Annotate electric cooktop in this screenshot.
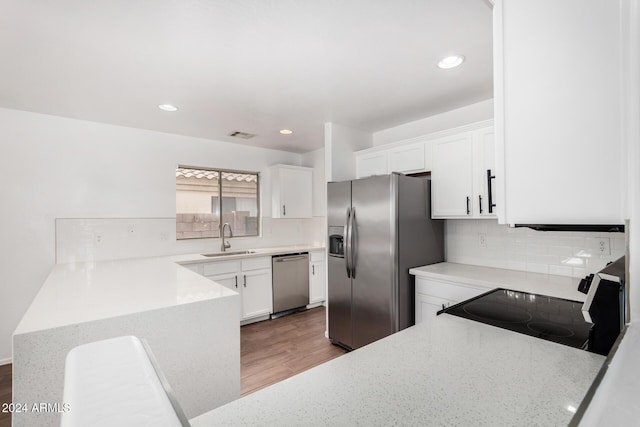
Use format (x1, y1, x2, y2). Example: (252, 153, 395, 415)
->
(442, 288, 593, 349)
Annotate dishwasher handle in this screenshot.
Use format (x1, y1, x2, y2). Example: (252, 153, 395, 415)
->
(273, 254, 308, 262)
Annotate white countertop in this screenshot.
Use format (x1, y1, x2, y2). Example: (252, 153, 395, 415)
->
(191, 314, 605, 427)
(14, 245, 324, 336)
(410, 262, 587, 302)
(170, 245, 324, 264)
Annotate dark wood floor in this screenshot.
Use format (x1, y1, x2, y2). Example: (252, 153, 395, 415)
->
(241, 306, 347, 395)
(0, 364, 11, 427)
(0, 306, 345, 427)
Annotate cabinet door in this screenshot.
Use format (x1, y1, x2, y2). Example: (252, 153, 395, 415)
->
(207, 272, 239, 292)
(494, 0, 623, 224)
(473, 127, 496, 217)
(356, 152, 388, 178)
(388, 143, 425, 174)
(415, 294, 453, 325)
(280, 168, 313, 218)
(431, 133, 474, 217)
(241, 268, 273, 319)
(309, 260, 326, 304)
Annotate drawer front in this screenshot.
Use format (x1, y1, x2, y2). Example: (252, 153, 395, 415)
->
(241, 256, 271, 271)
(309, 251, 325, 262)
(203, 260, 240, 276)
(415, 277, 488, 303)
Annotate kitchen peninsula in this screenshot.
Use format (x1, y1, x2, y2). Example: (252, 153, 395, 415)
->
(191, 313, 604, 426)
(12, 257, 240, 427)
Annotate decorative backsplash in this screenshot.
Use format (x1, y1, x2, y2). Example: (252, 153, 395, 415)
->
(56, 217, 325, 263)
(445, 220, 626, 278)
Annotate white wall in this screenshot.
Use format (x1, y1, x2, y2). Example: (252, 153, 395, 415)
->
(301, 147, 326, 218)
(372, 99, 494, 146)
(0, 107, 307, 364)
(324, 122, 372, 182)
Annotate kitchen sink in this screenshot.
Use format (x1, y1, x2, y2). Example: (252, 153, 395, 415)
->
(201, 250, 257, 257)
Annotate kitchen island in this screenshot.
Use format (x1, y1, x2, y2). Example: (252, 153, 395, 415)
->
(191, 313, 604, 426)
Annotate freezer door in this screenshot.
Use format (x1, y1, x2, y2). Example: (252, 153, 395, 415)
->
(327, 181, 353, 348)
(328, 254, 352, 348)
(351, 175, 396, 349)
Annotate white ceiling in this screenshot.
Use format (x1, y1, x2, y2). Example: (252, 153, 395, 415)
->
(0, 0, 493, 153)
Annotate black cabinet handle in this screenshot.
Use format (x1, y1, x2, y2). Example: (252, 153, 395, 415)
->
(312, 264, 315, 275)
(243, 274, 247, 287)
(234, 275, 238, 288)
(479, 195, 483, 214)
(282, 205, 286, 216)
(466, 196, 470, 215)
(487, 169, 496, 213)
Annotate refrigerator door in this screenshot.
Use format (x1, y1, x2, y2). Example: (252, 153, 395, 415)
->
(351, 175, 397, 349)
(327, 181, 353, 348)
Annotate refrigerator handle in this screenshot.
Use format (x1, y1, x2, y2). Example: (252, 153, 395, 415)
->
(350, 207, 357, 279)
(345, 207, 351, 278)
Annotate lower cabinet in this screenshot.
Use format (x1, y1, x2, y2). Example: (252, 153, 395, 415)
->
(414, 277, 487, 324)
(308, 250, 326, 305)
(203, 257, 273, 323)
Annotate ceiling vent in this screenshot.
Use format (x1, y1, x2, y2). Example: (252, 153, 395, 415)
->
(228, 131, 256, 139)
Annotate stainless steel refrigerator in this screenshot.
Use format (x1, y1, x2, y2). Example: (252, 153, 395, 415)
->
(327, 173, 444, 350)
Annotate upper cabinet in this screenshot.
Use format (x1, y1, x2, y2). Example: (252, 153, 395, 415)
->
(493, 0, 624, 225)
(355, 141, 429, 178)
(431, 125, 497, 219)
(270, 165, 313, 218)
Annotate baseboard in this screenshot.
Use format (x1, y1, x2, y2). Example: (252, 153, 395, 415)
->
(0, 356, 12, 366)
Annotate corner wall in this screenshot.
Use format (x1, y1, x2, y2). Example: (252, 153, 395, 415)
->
(0, 108, 305, 364)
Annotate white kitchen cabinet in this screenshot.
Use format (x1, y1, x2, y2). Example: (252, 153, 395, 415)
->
(270, 164, 313, 219)
(473, 127, 497, 218)
(416, 294, 453, 324)
(493, 0, 624, 224)
(356, 152, 388, 178)
(355, 141, 431, 178)
(388, 143, 425, 174)
(308, 250, 326, 305)
(241, 268, 273, 319)
(414, 277, 487, 325)
(431, 126, 496, 219)
(431, 133, 474, 217)
(202, 256, 273, 323)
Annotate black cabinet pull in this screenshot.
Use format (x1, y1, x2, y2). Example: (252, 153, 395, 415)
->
(466, 196, 470, 215)
(282, 205, 286, 216)
(479, 195, 483, 214)
(312, 264, 315, 275)
(234, 275, 238, 288)
(243, 274, 247, 287)
(487, 169, 496, 213)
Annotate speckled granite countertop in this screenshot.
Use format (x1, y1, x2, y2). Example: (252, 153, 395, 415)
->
(191, 314, 605, 427)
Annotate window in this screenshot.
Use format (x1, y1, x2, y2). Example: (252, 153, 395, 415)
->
(176, 166, 259, 240)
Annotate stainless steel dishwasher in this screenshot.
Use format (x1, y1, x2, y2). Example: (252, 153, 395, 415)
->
(271, 252, 309, 317)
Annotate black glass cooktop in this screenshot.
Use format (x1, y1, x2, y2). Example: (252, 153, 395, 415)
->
(443, 288, 593, 349)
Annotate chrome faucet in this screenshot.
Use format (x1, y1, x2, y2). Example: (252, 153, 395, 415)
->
(221, 222, 233, 252)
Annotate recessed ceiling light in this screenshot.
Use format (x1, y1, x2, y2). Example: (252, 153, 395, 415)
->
(158, 104, 178, 112)
(437, 55, 465, 69)
(279, 129, 293, 135)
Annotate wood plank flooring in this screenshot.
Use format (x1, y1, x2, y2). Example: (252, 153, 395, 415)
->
(0, 306, 345, 427)
(241, 306, 347, 395)
(0, 364, 11, 427)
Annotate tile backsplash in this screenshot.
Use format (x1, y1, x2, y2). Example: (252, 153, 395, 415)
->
(445, 220, 625, 278)
(56, 217, 325, 263)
